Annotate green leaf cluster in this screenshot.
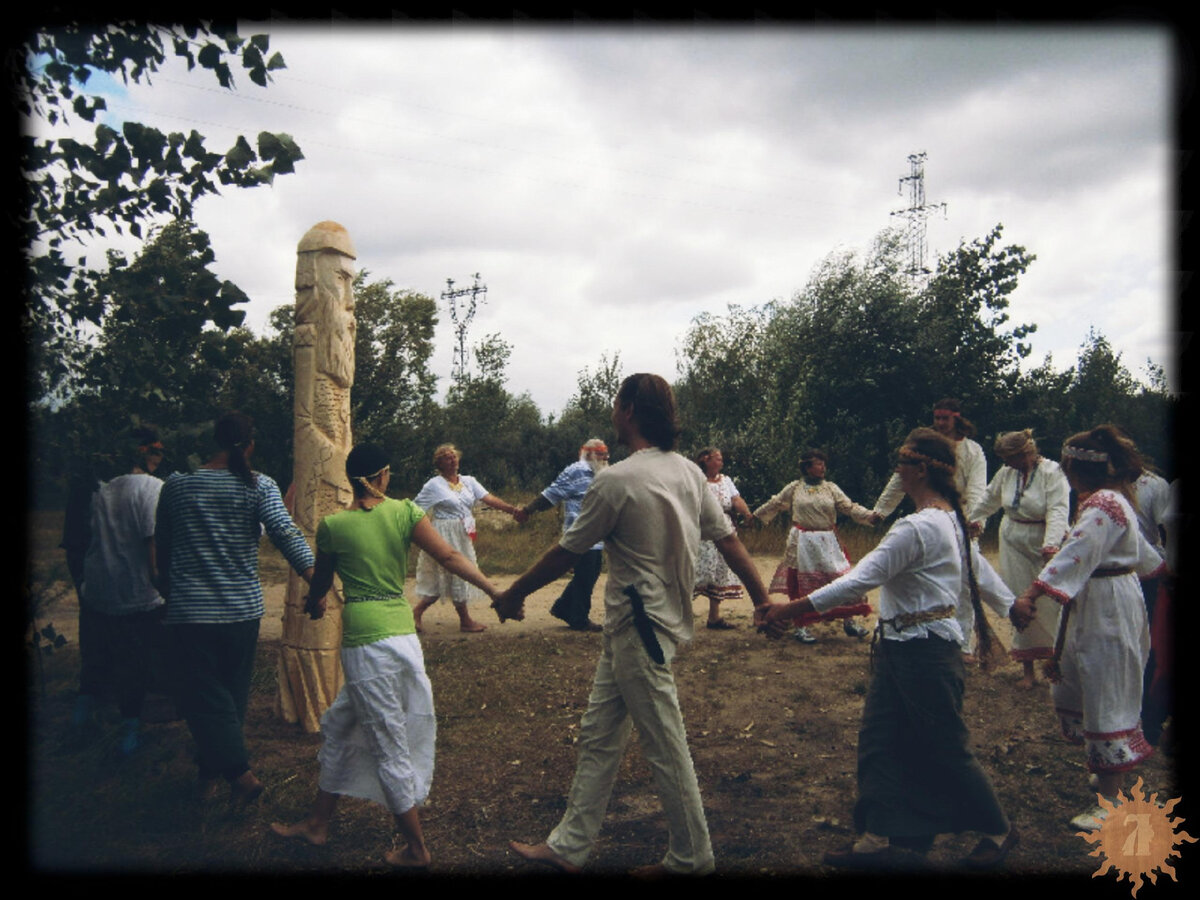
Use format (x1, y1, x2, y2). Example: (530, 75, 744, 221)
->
(20, 23, 304, 342)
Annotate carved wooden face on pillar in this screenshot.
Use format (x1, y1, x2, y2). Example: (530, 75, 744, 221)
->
(296, 221, 356, 390)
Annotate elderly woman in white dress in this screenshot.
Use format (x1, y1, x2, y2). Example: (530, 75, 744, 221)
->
(692, 448, 754, 630)
(764, 429, 1017, 870)
(411, 444, 522, 633)
(1010, 425, 1164, 832)
(968, 430, 1070, 689)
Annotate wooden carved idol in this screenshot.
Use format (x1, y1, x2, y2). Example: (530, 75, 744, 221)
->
(276, 221, 356, 732)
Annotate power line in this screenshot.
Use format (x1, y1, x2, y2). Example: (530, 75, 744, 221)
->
(889, 151, 947, 285)
(441, 273, 488, 383)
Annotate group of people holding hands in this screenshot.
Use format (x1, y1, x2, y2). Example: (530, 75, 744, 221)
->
(66, 379, 1173, 874)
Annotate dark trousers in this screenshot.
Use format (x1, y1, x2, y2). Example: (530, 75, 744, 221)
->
(168, 619, 260, 781)
(1141, 577, 1169, 744)
(855, 635, 1009, 845)
(550, 549, 603, 628)
(78, 606, 166, 719)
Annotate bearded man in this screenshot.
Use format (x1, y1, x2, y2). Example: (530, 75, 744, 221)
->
(519, 438, 610, 632)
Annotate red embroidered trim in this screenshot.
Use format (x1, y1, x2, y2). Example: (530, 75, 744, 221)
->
(1078, 491, 1129, 529)
(1083, 725, 1147, 741)
(1033, 579, 1071, 605)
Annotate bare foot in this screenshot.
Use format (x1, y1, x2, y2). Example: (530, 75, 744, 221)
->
(231, 770, 264, 803)
(1017, 676, 1038, 689)
(509, 841, 581, 874)
(270, 819, 329, 846)
(384, 845, 431, 868)
(459, 621, 487, 633)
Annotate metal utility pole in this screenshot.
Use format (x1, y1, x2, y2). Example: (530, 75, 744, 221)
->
(889, 151, 947, 285)
(441, 272, 488, 382)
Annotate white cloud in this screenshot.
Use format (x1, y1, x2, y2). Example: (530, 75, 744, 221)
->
(38, 22, 1174, 415)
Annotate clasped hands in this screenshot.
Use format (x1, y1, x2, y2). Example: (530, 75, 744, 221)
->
(1008, 589, 1040, 632)
(756, 599, 804, 639)
(491, 587, 525, 624)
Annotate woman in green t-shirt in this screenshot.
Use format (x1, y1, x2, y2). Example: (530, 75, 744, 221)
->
(272, 444, 501, 868)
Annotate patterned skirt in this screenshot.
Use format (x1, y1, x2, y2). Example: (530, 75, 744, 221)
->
(768, 527, 871, 626)
(693, 539, 743, 601)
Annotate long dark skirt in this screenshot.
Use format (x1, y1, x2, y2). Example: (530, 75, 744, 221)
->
(855, 635, 1008, 845)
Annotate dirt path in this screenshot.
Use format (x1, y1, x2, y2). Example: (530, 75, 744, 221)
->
(258, 557, 798, 641)
(41, 554, 1022, 647)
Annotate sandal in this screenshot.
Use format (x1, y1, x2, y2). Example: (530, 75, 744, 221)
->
(706, 620, 737, 630)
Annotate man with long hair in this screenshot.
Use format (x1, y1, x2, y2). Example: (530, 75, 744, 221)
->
(497, 374, 774, 876)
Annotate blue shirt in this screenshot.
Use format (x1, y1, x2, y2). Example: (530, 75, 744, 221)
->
(155, 469, 314, 624)
(542, 460, 603, 551)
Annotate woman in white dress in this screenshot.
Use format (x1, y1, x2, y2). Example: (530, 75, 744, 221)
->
(754, 449, 875, 644)
(764, 429, 1018, 870)
(411, 444, 522, 633)
(1010, 425, 1164, 832)
(691, 448, 754, 629)
(969, 430, 1070, 688)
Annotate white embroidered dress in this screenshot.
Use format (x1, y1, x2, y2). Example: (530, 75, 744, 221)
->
(969, 459, 1070, 660)
(1030, 490, 1164, 773)
(413, 474, 489, 605)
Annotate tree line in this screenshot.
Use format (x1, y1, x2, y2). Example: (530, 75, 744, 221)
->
(28, 217, 1173, 517)
(20, 23, 1173, 515)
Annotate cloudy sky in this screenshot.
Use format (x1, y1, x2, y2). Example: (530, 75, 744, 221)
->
(50, 22, 1177, 416)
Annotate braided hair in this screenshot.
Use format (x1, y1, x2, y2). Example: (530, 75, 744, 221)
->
(346, 443, 390, 499)
(903, 427, 997, 661)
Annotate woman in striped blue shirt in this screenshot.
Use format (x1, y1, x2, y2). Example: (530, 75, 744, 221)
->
(154, 412, 315, 802)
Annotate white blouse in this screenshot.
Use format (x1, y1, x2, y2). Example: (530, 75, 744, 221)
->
(808, 508, 1012, 643)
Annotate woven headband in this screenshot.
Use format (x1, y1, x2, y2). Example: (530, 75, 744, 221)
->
(898, 449, 955, 473)
(1062, 445, 1108, 462)
(354, 465, 390, 498)
(932, 408, 960, 417)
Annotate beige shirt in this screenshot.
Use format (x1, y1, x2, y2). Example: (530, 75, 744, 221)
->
(560, 447, 732, 643)
(754, 479, 873, 531)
